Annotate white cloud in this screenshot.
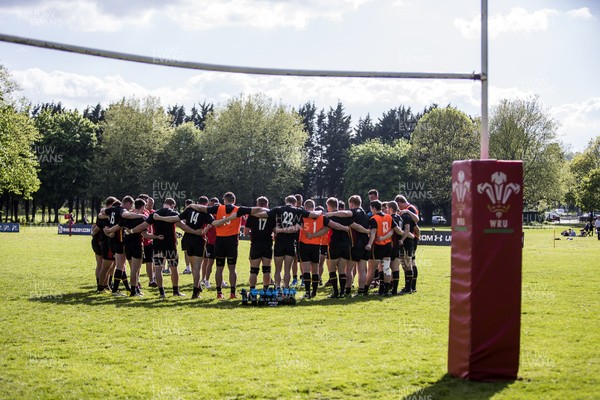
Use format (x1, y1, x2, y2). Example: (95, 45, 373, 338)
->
(566, 7, 595, 21)
(0, 0, 371, 32)
(455, 7, 560, 39)
(0, 0, 154, 31)
(551, 98, 600, 152)
(163, 0, 372, 30)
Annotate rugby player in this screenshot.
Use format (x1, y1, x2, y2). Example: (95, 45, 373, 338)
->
(243, 196, 276, 292)
(188, 192, 265, 299)
(365, 200, 396, 296)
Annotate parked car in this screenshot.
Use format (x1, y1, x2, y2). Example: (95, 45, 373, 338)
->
(432, 215, 447, 225)
(546, 212, 560, 222)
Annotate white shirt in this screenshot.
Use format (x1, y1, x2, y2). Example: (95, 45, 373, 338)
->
(595, 219, 600, 228)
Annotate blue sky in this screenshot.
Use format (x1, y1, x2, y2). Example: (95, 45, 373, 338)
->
(0, 0, 598, 151)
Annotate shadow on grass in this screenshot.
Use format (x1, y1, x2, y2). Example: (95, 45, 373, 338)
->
(28, 283, 406, 309)
(401, 374, 516, 400)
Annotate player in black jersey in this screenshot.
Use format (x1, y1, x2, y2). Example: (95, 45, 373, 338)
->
(325, 195, 371, 296)
(153, 196, 215, 299)
(244, 196, 276, 292)
(395, 195, 419, 294)
(291, 193, 304, 286)
(308, 197, 353, 298)
(130, 198, 203, 298)
(181, 198, 194, 275)
(104, 198, 155, 297)
(96, 197, 118, 293)
(382, 201, 414, 295)
(100, 196, 144, 296)
(257, 195, 317, 290)
(188, 192, 266, 299)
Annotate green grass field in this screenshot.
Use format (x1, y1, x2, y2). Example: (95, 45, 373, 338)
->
(0, 226, 599, 399)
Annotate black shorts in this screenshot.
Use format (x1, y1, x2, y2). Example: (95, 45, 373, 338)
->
(328, 244, 350, 260)
(101, 240, 114, 261)
(91, 237, 101, 256)
(215, 235, 239, 267)
(391, 245, 401, 260)
(298, 242, 320, 264)
(413, 238, 419, 258)
(124, 241, 143, 260)
(143, 244, 153, 263)
(185, 235, 206, 258)
(250, 240, 273, 260)
(371, 243, 392, 260)
(109, 237, 124, 255)
(205, 243, 215, 259)
(350, 244, 368, 262)
(320, 245, 328, 256)
(153, 248, 179, 269)
(400, 238, 415, 258)
(274, 237, 296, 258)
(181, 235, 189, 252)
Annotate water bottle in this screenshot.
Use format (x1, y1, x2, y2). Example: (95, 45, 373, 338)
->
(250, 288, 258, 306)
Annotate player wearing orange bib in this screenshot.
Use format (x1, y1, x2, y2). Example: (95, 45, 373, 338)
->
(365, 200, 396, 295)
(297, 199, 327, 298)
(189, 192, 265, 299)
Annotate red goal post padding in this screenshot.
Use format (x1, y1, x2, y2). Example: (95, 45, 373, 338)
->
(448, 160, 523, 381)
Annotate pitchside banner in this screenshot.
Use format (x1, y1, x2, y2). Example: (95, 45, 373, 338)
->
(0, 223, 20, 232)
(448, 160, 523, 381)
(58, 224, 93, 235)
(418, 230, 451, 246)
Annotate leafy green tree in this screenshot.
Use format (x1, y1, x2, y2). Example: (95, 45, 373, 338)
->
(94, 97, 173, 199)
(571, 135, 600, 213)
(570, 136, 600, 181)
(374, 106, 416, 143)
(353, 114, 376, 144)
(577, 168, 600, 212)
(489, 97, 564, 207)
(0, 106, 40, 220)
(168, 104, 186, 127)
(0, 65, 40, 222)
(321, 102, 351, 197)
(409, 106, 479, 222)
(297, 101, 319, 197)
(343, 139, 411, 201)
(33, 108, 97, 222)
(156, 122, 207, 202)
(576, 168, 600, 213)
(201, 94, 307, 205)
(186, 101, 214, 130)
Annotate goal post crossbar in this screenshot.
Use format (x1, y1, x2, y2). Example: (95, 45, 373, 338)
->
(0, 33, 481, 81)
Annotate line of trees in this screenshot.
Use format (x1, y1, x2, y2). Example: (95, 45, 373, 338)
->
(1, 64, 599, 224)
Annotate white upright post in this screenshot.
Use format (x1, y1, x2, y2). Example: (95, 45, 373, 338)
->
(480, 0, 489, 159)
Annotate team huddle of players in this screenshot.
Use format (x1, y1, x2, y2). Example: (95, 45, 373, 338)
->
(91, 189, 420, 300)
